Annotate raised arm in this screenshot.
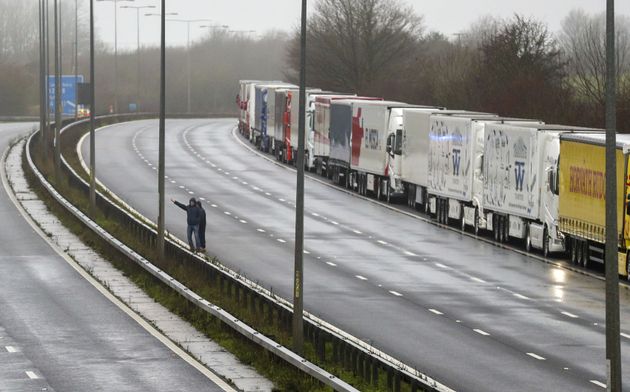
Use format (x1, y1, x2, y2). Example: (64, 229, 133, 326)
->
(172, 200, 188, 211)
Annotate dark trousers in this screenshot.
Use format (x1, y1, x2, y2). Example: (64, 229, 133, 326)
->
(187, 224, 200, 249)
(199, 223, 206, 249)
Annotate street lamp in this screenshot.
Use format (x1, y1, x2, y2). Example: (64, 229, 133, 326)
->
(120, 4, 156, 111)
(96, 0, 135, 113)
(159, 18, 212, 114)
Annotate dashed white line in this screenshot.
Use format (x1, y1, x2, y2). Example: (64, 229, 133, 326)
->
(469, 276, 486, 283)
(211, 204, 218, 208)
(561, 311, 579, 319)
(355, 275, 368, 281)
(198, 197, 205, 201)
(590, 380, 607, 389)
(311, 212, 320, 217)
(179, 185, 185, 189)
(224, 211, 231, 216)
(434, 263, 452, 270)
(377, 240, 388, 245)
(331, 221, 339, 225)
(404, 251, 417, 256)
(473, 329, 490, 336)
(352, 230, 362, 234)
(326, 261, 337, 267)
(513, 293, 530, 300)
(25, 371, 38, 380)
(188, 191, 194, 195)
(239, 219, 247, 224)
(389, 290, 403, 297)
(303, 250, 310, 254)
(279, 198, 286, 202)
(5, 346, 16, 353)
(277, 239, 286, 243)
(621, 332, 630, 339)
(428, 309, 443, 315)
(257, 228, 266, 233)
(265, 192, 271, 196)
(526, 353, 546, 360)
(242, 181, 248, 185)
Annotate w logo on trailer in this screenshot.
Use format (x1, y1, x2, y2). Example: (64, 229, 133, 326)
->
(452, 149, 461, 176)
(514, 161, 525, 191)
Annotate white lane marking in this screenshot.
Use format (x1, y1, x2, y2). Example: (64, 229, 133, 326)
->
(513, 293, 530, 300)
(590, 380, 607, 389)
(330, 221, 339, 225)
(303, 250, 310, 254)
(170, 180, 176, 184)
(353, 230, 362, 234)
(211, 204, 218, 208)
(404, 251, 417, 256)
(277, 239, 286, 243)
(224, 211, 231, 215)
(242, 181, 248, 185)
(232, 176, 238, 180)
(326, 261, 337, 267)
(188, 191, 194, 195)
(355, 275, 368, 281)
(311, 212, 320, 217)
(279, 198, 286, 202)
(179, 185, 185, 189)
(265, 192, 271, 196)
(217, 168, 223, 171)
(377, 240, 388, 245)
(389, 290, 403, 297)
(526, 352, 546, 360)
(435, 263, 452, 270)
(199, 197, 205, 201)
(469, 276, 486, 283)
(473, 329, 490, 336)
(561, 311, 579, 319)
(428, 309, 443, 315)
(621, 332, 630, 339)
(5, 346, 17, 353)
(239, 219, 247, 224)
(25, 371, 39, 379)
(257, 228, 266, 233)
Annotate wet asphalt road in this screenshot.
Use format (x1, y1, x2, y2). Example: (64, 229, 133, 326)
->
(0, 123, 225, 392)
(85, 118, 630, 392)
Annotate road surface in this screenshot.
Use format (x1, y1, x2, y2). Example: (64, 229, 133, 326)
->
(84, 118, 630, 392)
(0, 122, 226, 392)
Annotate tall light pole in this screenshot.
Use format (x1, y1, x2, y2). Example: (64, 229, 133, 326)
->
(39, 0, 46, 150)
(89, 0, 96, 210)
(74, 0, 78, 120)
(96, 0, 134, 113)
(53, 0, 62, 173)
(45, 0, 50, 148)
(292, 0, 307, 355)
(120, 5, 156, 111)
(605, 0, 622, 390)
(157, 0, 166, 259)
(160, 18, 211, 114)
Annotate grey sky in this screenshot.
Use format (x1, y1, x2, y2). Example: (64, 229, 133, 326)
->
(94, 1, 630, 51)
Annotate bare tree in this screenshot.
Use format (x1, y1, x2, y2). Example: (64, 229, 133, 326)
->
(287, 0, 423, 95)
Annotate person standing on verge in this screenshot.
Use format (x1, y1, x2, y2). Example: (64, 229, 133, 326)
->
(196, 200, 206, 251)
(171, 197, 202, 251)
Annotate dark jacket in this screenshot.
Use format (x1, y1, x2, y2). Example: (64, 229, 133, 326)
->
(198, 204, 206, 229)
(174, 201, 202, 226)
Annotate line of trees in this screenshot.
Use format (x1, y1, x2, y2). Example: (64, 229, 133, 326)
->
(287, 0, 630, 132)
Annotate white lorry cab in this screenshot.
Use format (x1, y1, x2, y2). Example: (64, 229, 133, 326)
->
(482, 124, 600, 255)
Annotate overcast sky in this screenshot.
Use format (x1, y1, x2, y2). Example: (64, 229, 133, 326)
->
(93, 1, 630, 51)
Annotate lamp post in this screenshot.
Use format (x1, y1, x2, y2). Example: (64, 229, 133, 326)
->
(89, 0, 96, 210)
(292, 0, 307, 355)
(120, 5, 156, 111)
(160, 18, 212, 114)
(96, 0, 135, 113)
(74, 0, 78, 120)
(156, 1, 167, 259)
(53, 0, 61, 173)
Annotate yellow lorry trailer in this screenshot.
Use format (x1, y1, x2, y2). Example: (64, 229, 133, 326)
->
(558, 133, 630, 277)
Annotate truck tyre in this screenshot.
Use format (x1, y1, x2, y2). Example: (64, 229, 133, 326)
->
(386, 180, 391, 203)
(493, 215, 499, 242)
(542, 228, 550, 257)
(570, 238, 577, 264)
(576, 240, 583, 266)
(474, 209, 479, 236)
(525, 225, 531, 252)
(503, 216, 510, 243)
(377, 179, 382, 201)
(581, 241, 589, 268)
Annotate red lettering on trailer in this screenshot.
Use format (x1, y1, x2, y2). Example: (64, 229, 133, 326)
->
(569, 166, 605, 199)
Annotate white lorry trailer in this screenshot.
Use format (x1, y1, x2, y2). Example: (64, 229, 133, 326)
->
(237, 80, 261, 136)
(280, 88, 325, 166)
(427, 115, 541, 230)
(481, 124, 594, 252)
(347, 101, 435, 201)
(252, 83, 295, 151)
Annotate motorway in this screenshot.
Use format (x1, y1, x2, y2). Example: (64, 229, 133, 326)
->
(0, 123, 226, 391)
(85, 118, 630, 392)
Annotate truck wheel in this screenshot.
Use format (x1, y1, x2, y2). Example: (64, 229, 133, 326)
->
(570, 238, 577, 264)
(503, 217, 510, 243)
(474, 209, 479, 236)
(581, 241, 589, 268)
(542, 228, 550, 257)
(525, 225, 531, 252)
(576, 240, 583, 266)
(493, 216, 499, 241)
(386, 180, 391, 203)
(377, 179, 382, 201)
(461, 213, 466, 232)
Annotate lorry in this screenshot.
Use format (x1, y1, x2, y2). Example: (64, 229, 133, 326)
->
(237, 80, 263, 138)
(343, 101, 436, 201)
(558, 132, 630, 276)
(400, 108, 489, 210)
(252, 82, 295, 151)
(427, 115, 541, 230)
(481, 124, 598, 255)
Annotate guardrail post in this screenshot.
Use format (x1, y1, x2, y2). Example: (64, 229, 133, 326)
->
(352, 348, 359, 375)
(393, 371, 401, 392)
(371, 359, 379, 386)
(387, 367, 393, 391)
(411, 380, 419, 392)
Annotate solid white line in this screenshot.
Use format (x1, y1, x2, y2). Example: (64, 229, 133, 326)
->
(5, 346, 16, 353)
(428, 309, 443, 315)
(355, 275, 368, 281)
(590, 380, 607, 388)
(561, 311, 579, 319)
(526, 352, 546, 360)
(469, 276, 486, 283)
(473, 329, 490, 336)
(25, 371, 38, 380)
(434, 263, 452, 270)
(621, 332, 630, 339)
(326, 261, 337, 267)
(513, 293, 530, 300)
(389, 290, 403, 297)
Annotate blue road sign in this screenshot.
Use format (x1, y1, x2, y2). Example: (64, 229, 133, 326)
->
(48, 75, 84, 116)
